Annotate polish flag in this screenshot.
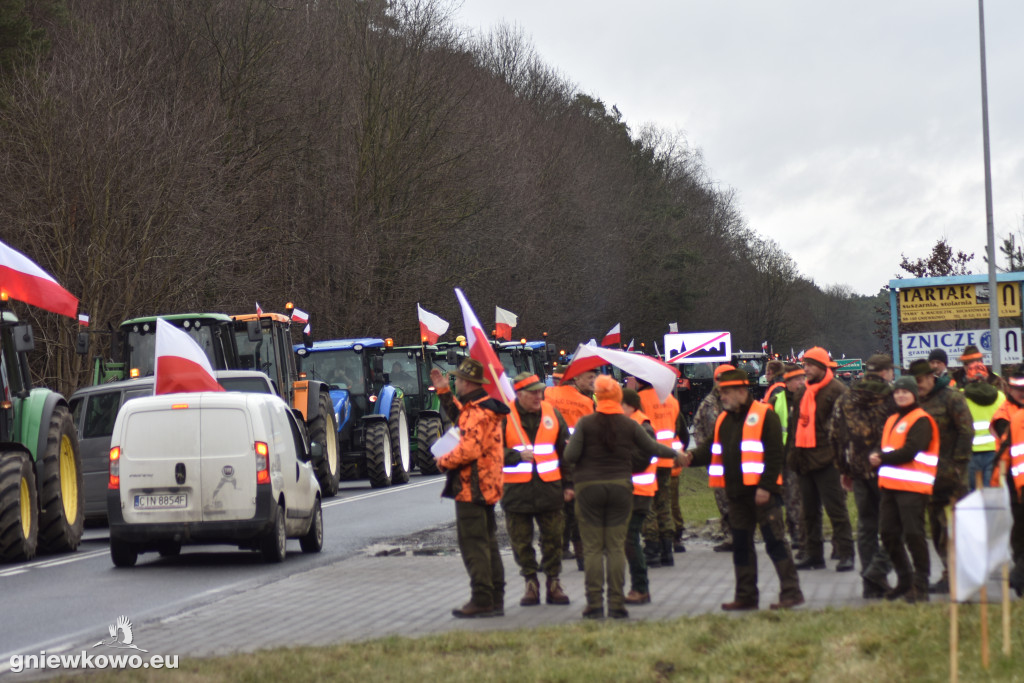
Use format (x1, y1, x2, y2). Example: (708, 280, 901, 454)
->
(303, 322, 311, 336)
(601, 323, 621, 347)
(78, 313, 90, 327)
(417, 304, 449, 344)
(495, 306, 517, 341)
(291, 308, 309, 324)
(563, 344, 680, 402)
(256, 302, 263, 316)
(154, 318, 224, 395)
(668, 322, 678, 333)
(0, 239, 79, 319)
(457, 289, 515, 403)
(626, 338, 635, 352)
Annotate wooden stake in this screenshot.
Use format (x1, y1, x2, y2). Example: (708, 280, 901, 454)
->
(948, 504, 958, 683)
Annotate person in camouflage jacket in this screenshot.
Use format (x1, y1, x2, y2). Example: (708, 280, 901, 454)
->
(432, 359, 511, 618)
(828, 354, 896, 597)
(693, 368, 732, 549)
(908, 358, 974, 593)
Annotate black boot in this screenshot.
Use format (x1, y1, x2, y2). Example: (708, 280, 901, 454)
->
(644, 541, 662, 568)
(660, 536, 674, 567)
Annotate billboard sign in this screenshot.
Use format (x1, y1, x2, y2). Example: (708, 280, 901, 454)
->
(898, 283, 1020, 323)
(900, 328, 1022, 366)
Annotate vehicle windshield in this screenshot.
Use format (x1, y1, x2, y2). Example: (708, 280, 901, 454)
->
(298, 350, 365, 393)
(381, 351, 421, 395)
(235, 329, 277, 387)
(125, 324, 220, 377)
(220, 376, 273, 394)
(735, 359, 763, 376)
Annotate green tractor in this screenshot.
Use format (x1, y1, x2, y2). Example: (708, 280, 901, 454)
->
(0, 311, 84, 562)
(380, 341, 466, 475)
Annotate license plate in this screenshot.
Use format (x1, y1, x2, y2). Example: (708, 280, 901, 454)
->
(134, 494, 188, 510)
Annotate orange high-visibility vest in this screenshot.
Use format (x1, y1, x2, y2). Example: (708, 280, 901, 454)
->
(1005, 409, 1024, 494)
(503, 402, 562, 484)
(629, 410, 658, 497)
(762, 382, 786, 410)
(544, 385, 594, 433)
(878, 408, 939, 495)
(991, 400, 1021, 487)
(639, 388, 681, 469)
(708, 402, 781, 489)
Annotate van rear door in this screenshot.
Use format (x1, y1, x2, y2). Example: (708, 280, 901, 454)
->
(119, 398, 202, 524)
(199, 394, 257, 522)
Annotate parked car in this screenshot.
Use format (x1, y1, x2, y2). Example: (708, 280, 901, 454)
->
(107, 391, 323, 566)
(69, 371, 278, 525)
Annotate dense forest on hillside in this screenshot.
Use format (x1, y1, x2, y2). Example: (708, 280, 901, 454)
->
(0, 0, 887, 395)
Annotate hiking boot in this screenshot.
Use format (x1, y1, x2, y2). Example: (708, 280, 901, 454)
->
(835, 557, 855, 572)
(769, 595, 805, 610)
(713, 541, 733, 553)
(660, 537, 675, 567)
(862, 582, 886, 600)
(624, 590, 651, 605)
(452, 601, 495, 619)
(546, 577, 570, 605)
(520, 576, 540, 606)
(673, 530, 686, 553)
(644, 542, 662, 568)
(582, 606, 604, 619)
(795, 557, 826, 570)
(608, 607, 629, 619)
(721, 600, 758, 611)
(885, 584, 912, 601)
(929, 578, 949, 594)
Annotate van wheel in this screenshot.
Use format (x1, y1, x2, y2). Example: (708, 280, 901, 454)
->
(389, 401, 410, 485)
(365, 421, 393, 488)
(260, 502, 287, 563)
(415, 415, 442, 475)
(0, 451, 39, 562)
(299, 498, 323, 553)
(110, 538, 138, 568)
(37, 406, 84, 553)
(310, 393, 340, 498)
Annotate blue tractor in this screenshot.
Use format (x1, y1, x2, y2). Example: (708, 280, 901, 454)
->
(294, 339, 411, 488)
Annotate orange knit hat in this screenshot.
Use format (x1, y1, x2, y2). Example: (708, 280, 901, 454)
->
(594, 374, 623, 403)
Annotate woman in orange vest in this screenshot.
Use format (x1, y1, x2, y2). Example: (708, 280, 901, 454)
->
(869, 376, 938, 603)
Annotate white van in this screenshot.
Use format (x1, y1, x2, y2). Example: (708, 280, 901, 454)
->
(107, 391, 323, 566)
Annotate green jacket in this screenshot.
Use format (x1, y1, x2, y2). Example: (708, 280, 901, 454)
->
(787, 378, 847, 474)
(690, 397, 785, 497)
(500, 400, 570, 514)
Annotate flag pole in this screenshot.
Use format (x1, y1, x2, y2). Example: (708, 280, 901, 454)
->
(486, 361, 529, 448)
(948, 504, 958, 683)
(975, 471, 990, 670)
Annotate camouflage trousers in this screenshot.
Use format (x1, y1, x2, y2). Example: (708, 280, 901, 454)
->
(505, 508, 565, 578)
(643, 469, 675, 543)
(670, 473, 684, 535)
(714, 488, 731, 537)
(783, 466, 803, 545)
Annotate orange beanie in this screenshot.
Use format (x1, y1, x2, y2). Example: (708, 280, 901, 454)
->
(594, 374, 623, 403)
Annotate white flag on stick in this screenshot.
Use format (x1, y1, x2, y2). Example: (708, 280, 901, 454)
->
(954, 486, 1012, 601)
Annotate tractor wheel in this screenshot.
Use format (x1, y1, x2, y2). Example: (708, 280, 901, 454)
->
(309, 392, 340, 498)
(37, 405, 84, 554)
(0, 451, 39, 563)
(388, 400, 410, 485)
(365, 421, 393, 488)
(415, 415, 443, 475)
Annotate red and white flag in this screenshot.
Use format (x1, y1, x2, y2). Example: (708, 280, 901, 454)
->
(495, 305, 517, 341)
(255, 302, 263, 316)
(761, 340, 768, 352)
(154, 318, 224, 395)
(78, 313, 90, 327)
(303, 322, 311, 336)
(626, 338, 635, 352)
(417, 303, 449, 344)
(291, 308, 309, 324)
(602, 323, 621, 347)
(457, 289, 515, 403)
(563, 344, 680, 402)
(0, 239, 79, 319)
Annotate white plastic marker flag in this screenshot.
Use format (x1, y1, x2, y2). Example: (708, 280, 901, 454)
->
(563, 344, 680, 402)
(668, 322, 678, 333)
(78, 313, 90, 327)
(154, 318, 225, 395)
(601, 323, 621, 347)
(954, 486, 1012, 601)
(456, 289, 516, 403)
(495, 305, 518, 341)
(0, 239, 79, 319)
(417, 303, 449, 344)
(291, 307, 310, 325)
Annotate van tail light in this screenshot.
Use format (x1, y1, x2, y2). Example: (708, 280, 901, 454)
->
(255, 441, 270, 484)
(108, 446, 120, 489)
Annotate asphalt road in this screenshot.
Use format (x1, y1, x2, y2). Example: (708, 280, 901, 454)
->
(0, 473, 449, 663)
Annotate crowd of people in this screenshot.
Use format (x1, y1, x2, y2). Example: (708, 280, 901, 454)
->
(428, 343, 1024, 619)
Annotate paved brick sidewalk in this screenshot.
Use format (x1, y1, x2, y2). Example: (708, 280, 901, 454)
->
(61, 538, 882, 660)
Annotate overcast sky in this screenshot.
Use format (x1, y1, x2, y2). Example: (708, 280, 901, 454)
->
(452, 1, 1024, 296)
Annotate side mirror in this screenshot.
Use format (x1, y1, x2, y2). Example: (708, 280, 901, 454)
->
(75, 331, 89, 355)
(446, 349, 459, 366)
(12, 324, 34, 353)
(246, 320, 262, 342)
(307, 441, 324, 462)
(110, 330, 124, 362)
